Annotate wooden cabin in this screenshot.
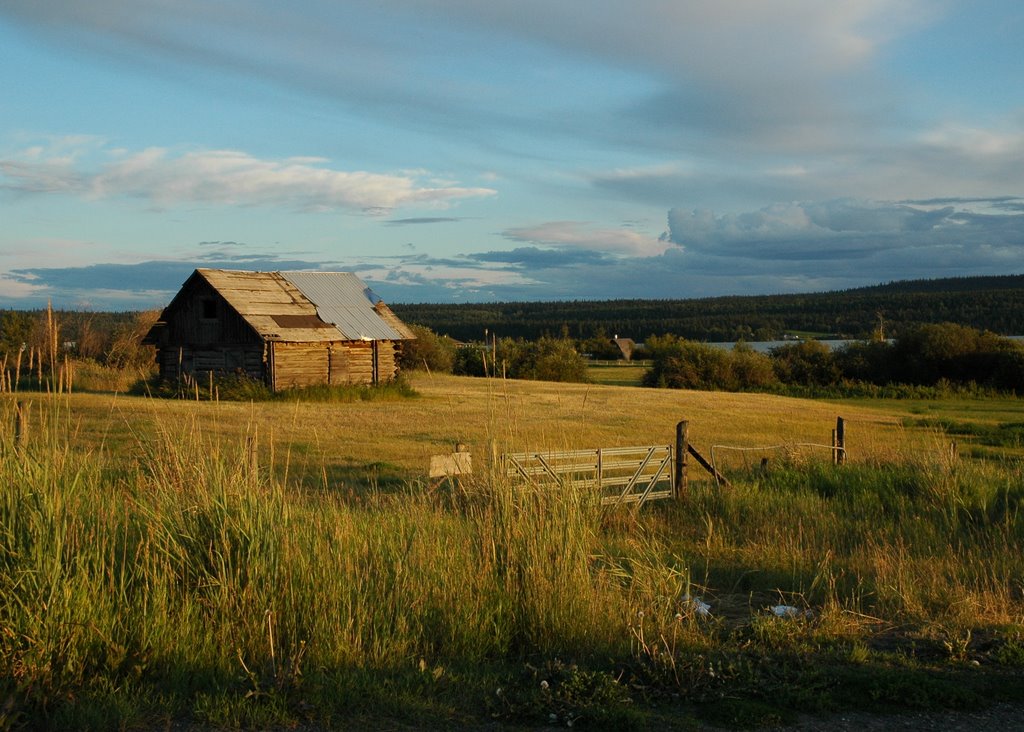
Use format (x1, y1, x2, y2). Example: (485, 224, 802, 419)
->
(144, 269, 416, 390)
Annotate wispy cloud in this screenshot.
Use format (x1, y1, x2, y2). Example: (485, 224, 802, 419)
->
(0, 140, 496, 212)
(0, 0, 933, 153)
(385, 217, 464, 226)
(469, 247, 611, 268)
(502, 221, 671, 258)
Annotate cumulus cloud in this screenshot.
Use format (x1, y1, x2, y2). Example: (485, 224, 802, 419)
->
(667, 199, 1024, 269)
(0, 140, 496, 212)
(502, 221, 671, 258)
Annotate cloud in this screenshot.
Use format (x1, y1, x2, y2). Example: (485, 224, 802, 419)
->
(585, 114, 1024, 210)
(666, 199, 1024, 271)
(469, 247, 612, 268)
(0, 140, 496, 212)
(385, 217, 463, 226)
(0, 255, 345, 308)
(0, 0, 933, 153)
(7, 194, 1023, 309)
(502, 221, 671, 258)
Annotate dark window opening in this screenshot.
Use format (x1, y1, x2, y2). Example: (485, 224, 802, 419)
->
(201, 298, 217, 319)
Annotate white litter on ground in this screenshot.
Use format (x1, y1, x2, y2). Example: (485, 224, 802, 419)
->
(770, 605, 813, 619)
(682, 594, 712, 617)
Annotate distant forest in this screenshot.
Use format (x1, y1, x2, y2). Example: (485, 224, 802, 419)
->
(390, 274, 1024, 342)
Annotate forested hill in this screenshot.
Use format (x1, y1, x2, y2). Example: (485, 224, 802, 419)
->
(390, 274, 1024, 342)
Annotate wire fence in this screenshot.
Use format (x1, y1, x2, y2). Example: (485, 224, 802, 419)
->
(710, 441, 843, 479)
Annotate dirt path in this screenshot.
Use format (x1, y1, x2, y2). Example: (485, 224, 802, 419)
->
(768, 702, 1024, 731)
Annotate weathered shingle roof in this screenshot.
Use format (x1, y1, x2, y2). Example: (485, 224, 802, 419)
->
(197, 269, 414, 342)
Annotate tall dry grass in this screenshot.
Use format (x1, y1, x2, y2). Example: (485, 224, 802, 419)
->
(0, 386, 1021, 727)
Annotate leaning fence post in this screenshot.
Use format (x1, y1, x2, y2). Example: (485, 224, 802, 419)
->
(835, 417, 846, 465)
(675, 420, 689, 501)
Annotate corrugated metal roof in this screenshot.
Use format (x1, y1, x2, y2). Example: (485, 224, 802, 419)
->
(190, 269, 411, 343)
(281, 271, 404, 341)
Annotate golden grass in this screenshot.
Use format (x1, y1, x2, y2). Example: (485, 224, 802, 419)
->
(20, 372, 928, 490)
(0, 376, 1021, 728)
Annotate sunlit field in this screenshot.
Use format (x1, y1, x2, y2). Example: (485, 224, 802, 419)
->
(1, 373, 1021, 729)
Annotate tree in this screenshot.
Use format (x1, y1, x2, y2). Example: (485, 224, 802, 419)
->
(0, 311, 33, 357)
(106, 310, 159, 369)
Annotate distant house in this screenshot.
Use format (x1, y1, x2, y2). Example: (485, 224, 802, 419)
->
(611, 336, 637, 361)
(144, 269, 416, 390)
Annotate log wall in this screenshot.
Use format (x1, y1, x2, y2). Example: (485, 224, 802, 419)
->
(270, 340, 401, 390)
(158, 345, 264, 380)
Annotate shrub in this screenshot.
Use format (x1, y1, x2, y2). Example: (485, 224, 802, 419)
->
(453, 337, 589, 383)
(517, 336, 590, 383)
(398, 324, 457, 373)
(642, 335, 777, 391)
(453, 345, 488, 377)
(770, 340, 842, 387)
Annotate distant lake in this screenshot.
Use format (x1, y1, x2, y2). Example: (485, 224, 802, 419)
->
(707, 340, 858, 353)
(708, 335, 1023, 354)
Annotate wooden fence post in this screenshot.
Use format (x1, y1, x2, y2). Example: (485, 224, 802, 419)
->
(835, 417, 846, 465)
(675, 420, 689, 501)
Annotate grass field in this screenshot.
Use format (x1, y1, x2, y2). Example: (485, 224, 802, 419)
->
(1, 374, 1022, 730)
(587, 361, 649, 387)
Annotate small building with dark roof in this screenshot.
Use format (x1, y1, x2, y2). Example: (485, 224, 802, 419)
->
(144, 268, 416, 390)
(611, 336, 637, 361)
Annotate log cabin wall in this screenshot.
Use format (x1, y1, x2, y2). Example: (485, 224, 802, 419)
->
(269, 340, 402, 389)
(155, 277, 265, 380)
(270, 342, 329, 390)
(376, 341, 400, 381)
(157, 344, 265, 380)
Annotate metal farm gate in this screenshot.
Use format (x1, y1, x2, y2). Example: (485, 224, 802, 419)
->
(499, 418, 849, 507)
(503, 444, 675, 506)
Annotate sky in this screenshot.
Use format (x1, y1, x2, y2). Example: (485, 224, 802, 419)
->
(1, 0, 1023, 309)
